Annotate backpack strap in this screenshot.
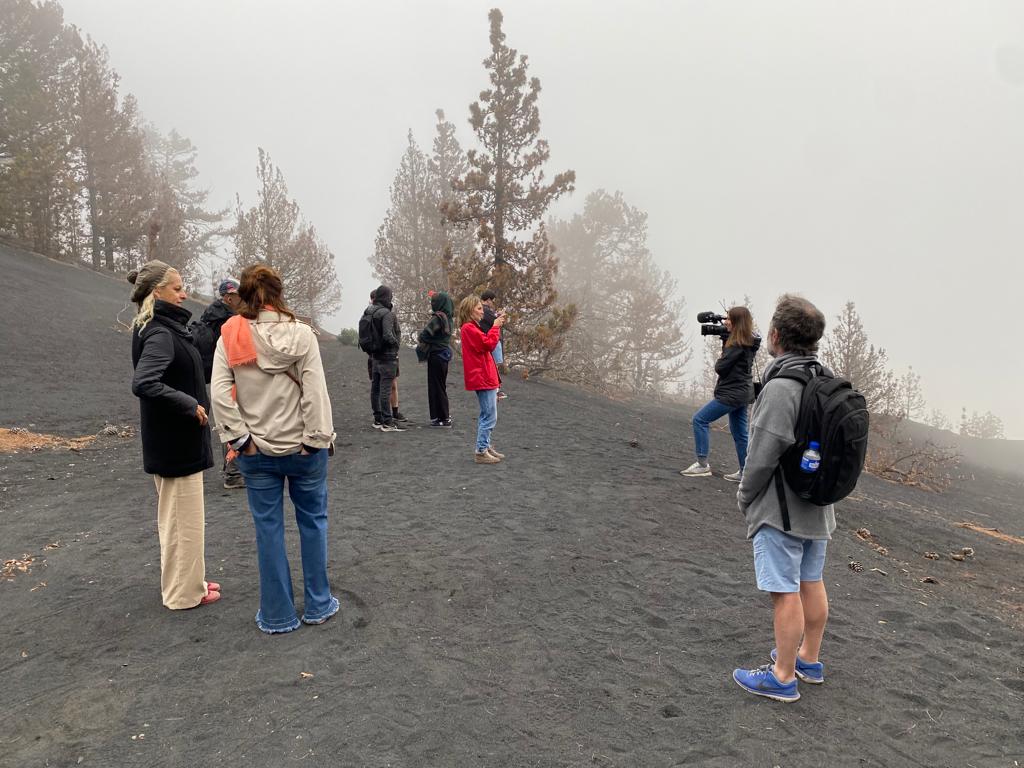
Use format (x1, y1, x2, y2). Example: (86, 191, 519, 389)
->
(774, 466, 791, 532)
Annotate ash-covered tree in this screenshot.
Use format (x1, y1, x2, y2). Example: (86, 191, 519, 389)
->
(894, 366, 926, 421)
(144, 127, 228, 284)
(822, 301, 895, 412)
(233, 148, 340, 325)
(959, 408, 1005, 439)
(0, 0, 82, 258)
(429, 109, 476, 273)
(443, 8, 576, 370)
(371, 132, 447, 340)
(548, 190, 688, 392)
(925, 408, 952, 432)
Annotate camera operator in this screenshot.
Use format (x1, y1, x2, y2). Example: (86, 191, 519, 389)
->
(681, 306, 761, 482)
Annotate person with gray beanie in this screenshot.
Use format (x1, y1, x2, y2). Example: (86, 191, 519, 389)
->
(128, 260, 219, 610)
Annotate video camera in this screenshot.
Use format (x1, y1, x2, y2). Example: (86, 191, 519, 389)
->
(697, 311, 730, 340)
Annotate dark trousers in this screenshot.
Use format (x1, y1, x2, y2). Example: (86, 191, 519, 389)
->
(370, 358, 398, 424)
(427, 351, 450, 421)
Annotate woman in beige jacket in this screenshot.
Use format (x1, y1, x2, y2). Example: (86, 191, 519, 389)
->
(211, 264, 338, 634)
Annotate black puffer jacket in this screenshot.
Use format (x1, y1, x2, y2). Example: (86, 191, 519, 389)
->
(713, 335, 762, 407)
(131, 301, 214, 477)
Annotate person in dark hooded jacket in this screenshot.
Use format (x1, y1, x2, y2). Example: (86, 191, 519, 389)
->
(681, 305, 762, 482)
(418, 290, 454, 426)
(362, 285, 404, 431)
(200, 277, 245, 489)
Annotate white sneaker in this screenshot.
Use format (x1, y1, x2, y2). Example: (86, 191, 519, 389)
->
(724, 470, 743, 483)
(680, 462, 712, 477)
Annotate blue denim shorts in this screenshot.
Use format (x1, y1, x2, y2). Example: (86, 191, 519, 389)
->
(752, 525, 827, 593)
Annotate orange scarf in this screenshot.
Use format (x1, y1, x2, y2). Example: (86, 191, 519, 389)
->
(220, 314, 258, 368)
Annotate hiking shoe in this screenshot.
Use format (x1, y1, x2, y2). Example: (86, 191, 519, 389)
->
(380, 422, 407, 432)
(474, 450, 501, 464)
(430, 418, 453, 428)
(223, 475, 246, 490)
(392, 410, 409, 422)
(496, 390, 508, 400)
(770, 648, 825, 684)
(724, 470, 743, 483)
(732, 664, 800, 702)
(680, 462, 712, 477)
(486, 446, 505, 460)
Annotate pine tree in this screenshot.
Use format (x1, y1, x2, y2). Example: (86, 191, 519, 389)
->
(444, 8, 576, 369)
(0, 0, 82, 258)
(233, 148, 340, 325)
(895, 366, 926, 421)
(822, 302, 895, 411)
(370, 132, 446, 340)
(144, 127, 228, 282)
(548, 190, 688, 392)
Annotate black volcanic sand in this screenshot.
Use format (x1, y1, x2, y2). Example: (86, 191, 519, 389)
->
(1, 245, 1022, 767)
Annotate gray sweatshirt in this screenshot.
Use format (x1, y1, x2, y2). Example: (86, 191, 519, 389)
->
(737, 353, 836, 540)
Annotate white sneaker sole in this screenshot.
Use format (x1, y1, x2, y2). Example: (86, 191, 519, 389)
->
(680, 469, 712, 477)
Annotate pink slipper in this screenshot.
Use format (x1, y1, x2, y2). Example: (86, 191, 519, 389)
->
(199, 590, 221, 606)
(206, 581, 221, 593)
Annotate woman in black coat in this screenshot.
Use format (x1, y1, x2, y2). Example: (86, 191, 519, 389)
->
(128, 260, 218, 610)
(681, 305, 761, 482)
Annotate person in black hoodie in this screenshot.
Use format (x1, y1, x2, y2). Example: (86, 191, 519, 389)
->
(199, 277, 245, 489)
(128, 260, 218, 610)
(363, 285, 405, 432)
(418, 290, 454, 426)
(681, 305, 761, 482)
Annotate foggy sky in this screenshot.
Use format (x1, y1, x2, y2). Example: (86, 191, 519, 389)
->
(59, 0, 1024, 437)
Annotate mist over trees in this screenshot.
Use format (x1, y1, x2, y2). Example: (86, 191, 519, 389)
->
(232, 148, 340, 325)
(546, 190, 689, 393)
(0, 0, 228, 283)
(370, 116, 474, 341)
(1, 0, 342, 321)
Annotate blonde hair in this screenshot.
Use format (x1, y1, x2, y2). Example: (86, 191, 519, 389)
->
(133, 268, 181, 329)
(456, 294, 482, 329)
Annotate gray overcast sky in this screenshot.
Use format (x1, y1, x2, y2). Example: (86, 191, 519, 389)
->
(60, 0, 1024, 437)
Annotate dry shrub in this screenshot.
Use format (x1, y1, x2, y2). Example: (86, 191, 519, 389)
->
(0, 428, 95, 454)
(865, 415, 960, 491)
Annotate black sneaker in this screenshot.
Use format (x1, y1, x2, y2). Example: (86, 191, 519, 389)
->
(430, 418, 453, 428)
(392, 410, 409, 422)
(223, 475, 246, 490)
(372, 420, 383, 430)
(380, 422, 407, 432)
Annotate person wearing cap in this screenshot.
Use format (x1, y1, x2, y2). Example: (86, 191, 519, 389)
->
(128, 260, 219, 611)
(200, 277, 245, 489)
(200, 278, 243, 346)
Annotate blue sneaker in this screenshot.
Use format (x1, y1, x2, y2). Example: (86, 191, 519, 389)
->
(770, 648, 825, 684)
(732, 664, 800, 702)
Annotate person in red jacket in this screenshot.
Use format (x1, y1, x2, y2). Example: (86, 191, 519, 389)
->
(457, 294, 506, 464)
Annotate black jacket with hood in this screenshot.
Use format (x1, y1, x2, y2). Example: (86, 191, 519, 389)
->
(131, 300, 214, 477)
(200, 299, 234, 343)
(363, 285, 401, 360)
(418, 292, 454, 352)
(713, 335, 762, 408)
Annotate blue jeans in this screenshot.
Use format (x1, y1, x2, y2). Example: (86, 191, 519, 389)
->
(692, 398, 749, 468)
(491, 340, 503, 365)
(234, 449, 339, 633)
(475, 389, 498, 452)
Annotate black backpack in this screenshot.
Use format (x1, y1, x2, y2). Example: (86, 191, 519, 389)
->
(767, 363, 870, 531)
(358, 307, 385, 354)
(188, 320, 216, 383)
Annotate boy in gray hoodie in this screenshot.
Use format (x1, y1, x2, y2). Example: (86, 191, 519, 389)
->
(733, 294, 831, 703)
